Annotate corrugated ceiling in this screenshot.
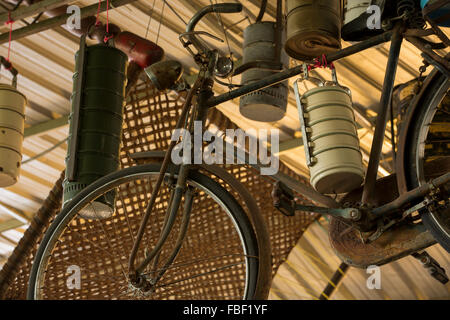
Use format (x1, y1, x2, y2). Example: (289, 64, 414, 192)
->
(0, 0, 448, 299)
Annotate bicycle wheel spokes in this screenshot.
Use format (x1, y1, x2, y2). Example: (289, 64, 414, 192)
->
(421, 91, 450, 235)
(407, 76, 450, 251)
(33, 167, 257, 300)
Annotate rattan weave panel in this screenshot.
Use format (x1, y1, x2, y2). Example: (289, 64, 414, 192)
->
(2, 79, 317, 299)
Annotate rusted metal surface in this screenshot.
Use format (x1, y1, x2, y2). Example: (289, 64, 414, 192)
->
(329, 174, 437, 268)
(329, 217, 436, 268)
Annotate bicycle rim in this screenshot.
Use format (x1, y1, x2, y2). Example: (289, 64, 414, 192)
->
(28, 164, 260, 300)
(407, 73, 450, 251)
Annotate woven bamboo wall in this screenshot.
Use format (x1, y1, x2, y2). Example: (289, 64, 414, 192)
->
(2, 79, 317, 299)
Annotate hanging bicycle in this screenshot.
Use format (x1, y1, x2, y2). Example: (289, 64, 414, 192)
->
(28, 1, 449, 299)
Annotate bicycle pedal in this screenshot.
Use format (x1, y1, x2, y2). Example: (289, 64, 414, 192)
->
(412, 251, 449, 284)
(272, 181, 296, 217)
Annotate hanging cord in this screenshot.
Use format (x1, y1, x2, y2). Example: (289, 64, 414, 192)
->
(147, 0, 187, 41)
(95, 0, 102, 26)
(94, 0, 113, 43)
(5, 12, 13, 69)
(2, 12, 18, 87)
(210, 0, 233, 87)
(210, 0, 231, 57)
(155, 0, 166, 45)
(163, 0, 187, 25)
(144, 0, 157, 39)
(103, 0, 113, 42)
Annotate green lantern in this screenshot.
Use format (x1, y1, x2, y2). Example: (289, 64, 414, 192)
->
(63, 38, 128, 220)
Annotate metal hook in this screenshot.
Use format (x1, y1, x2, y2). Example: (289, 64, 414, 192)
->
(301, 63, 324, 87)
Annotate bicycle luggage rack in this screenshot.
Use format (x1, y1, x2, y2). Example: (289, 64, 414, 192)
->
(406, 0, 450, 78)
(422, 0, 450, 46)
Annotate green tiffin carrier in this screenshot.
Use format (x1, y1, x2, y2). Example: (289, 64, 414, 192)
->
(63, 42, 128, 220)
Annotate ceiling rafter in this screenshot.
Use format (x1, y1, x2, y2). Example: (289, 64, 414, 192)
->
(0, 0, 75, 25)
(0, 0, 139, 44)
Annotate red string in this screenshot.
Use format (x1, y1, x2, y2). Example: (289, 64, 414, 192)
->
(94, 0, 113, 43)
(103, 0, 113, 43)
(307, 54, 334, 71)
(95, 0, 102, 26)
(105, 0, 109, 33)
(4, 12, 14, 69)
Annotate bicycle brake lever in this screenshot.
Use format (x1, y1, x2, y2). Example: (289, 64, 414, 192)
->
(183, 3, 242, 68)
(179, 31, 224, 60)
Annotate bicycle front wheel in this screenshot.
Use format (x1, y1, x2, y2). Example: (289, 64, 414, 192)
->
(27, 164, 262, 300)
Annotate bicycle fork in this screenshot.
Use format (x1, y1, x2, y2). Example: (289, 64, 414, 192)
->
(128, 54, 216, 288)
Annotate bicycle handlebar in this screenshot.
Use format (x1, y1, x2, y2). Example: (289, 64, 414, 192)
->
(186, 3, 243, 33)
(184, 3, 242, 60)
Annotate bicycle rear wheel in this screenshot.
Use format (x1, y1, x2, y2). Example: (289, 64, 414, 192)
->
(27, 163, 262, 299)
(405, 72, 450, 252)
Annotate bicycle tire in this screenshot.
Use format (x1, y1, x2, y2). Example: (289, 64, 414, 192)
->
(27, 163, 264, 300)
(405, 71, 450, 252)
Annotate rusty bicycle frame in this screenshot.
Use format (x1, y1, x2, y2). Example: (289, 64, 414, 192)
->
(127, 2, 450, 288)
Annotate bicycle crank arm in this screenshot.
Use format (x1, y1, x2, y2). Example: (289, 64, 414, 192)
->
(293, 204, 361, 221)
(272, 181, 361, 221)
